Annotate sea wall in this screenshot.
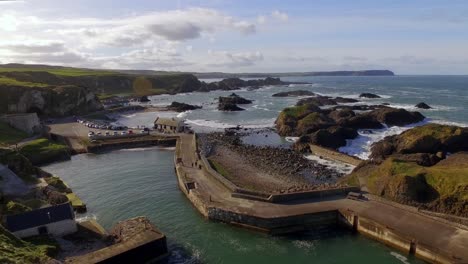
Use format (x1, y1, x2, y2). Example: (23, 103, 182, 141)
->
(310, 144, 362, 166)
(339, 210, 456, 264)
(87, 138, 177, 153)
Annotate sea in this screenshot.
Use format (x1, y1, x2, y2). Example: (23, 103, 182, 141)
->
(42, 75, 467, 263)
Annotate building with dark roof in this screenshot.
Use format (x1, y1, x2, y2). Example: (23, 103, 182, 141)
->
(154, 117, 185, 133)
(5, 202, 77, 238)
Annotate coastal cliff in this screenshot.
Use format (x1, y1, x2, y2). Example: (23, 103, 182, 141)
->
(345, 124, 468, 217)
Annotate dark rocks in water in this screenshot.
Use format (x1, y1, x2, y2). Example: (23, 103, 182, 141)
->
(168, 101, 202, 112)
(139, 95, 150, 102)
(218, 102, 245, 111)
(369, 107, 425, 127)
(334, 97, 359, 103)
(272, 90, 315, 97)
(219, 93, 253, 105)
(341, 114, 384, 129)
(359, 93, 381, 99)
(297, 96, 338, 106)
(201, 77, 297, 91)
(304, 126, 358, 149)
(415, 102, 432, 109)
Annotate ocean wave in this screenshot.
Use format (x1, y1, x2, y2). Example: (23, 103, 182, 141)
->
(386, 103, 459, 112)
(429, 119, 468, 127)
(186, 118, 275, 130)
(390, 252, 411, 264)
(285, 137, 299, 143)
(251, 104, 270, 111)
(76, 214, 98, 222)
(177, 110, 192, 118)
(305, 154, 355, 174)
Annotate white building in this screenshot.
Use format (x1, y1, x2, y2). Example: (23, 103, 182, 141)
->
(5, 203, 77, 238)
(154, 117, 185, 133)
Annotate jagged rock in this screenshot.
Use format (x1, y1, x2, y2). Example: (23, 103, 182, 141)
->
(219, 93, 253, 105)
(297, 96, 338, 106)
(334, 97, 359, 103)
(368, 107, 425, 127)
(272, 90, 315, 97)
(359, 93, 381, 99)
(415, 102, 432, 109)
(139, 96, 150, 102)
(168, 101, 202, 112)
(218, 102, 245, 111)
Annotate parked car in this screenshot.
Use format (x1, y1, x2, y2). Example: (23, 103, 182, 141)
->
(128, 130, 133, 134)
(140, 130, 146, 134)
(121, 131, 127, 135)
(105, 131, 110, 136)
(113, 131, 119, 136)
(87, 132, 95, 137)
(97, 132, 102, 136)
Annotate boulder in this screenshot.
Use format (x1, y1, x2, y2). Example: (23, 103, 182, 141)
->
(359, 93, 381, 99)
(218, 102, 245, 111)
(369, 108, 425, 126)
(272, 90, 315, 97)
(297, 96, 338, 106)
(307, 126, 358, 149)
(168, 101, 202, 112)
(334, 97, 359, 103)
(139, 96, 150, 102)
(219, 93, 253, 104)
(415, 102, 432, 109)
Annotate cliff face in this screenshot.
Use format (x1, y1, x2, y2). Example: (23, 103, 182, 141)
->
(1, 85, 103, 116)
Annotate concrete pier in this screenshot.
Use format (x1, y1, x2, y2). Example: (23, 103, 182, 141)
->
(175, 134, 468, 264)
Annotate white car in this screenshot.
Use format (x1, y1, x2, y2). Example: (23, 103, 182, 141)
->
(87, 132, 95, 137)
(121, 131, 127, 135)
(140, 130, 146, 134)
(97, 132, 102, 136)
(113, 131, 119, 136)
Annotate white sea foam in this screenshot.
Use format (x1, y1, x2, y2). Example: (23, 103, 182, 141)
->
(386, 103, 459, 112)
(177, 110, 192, 118)
(305, 154, 355, 174)
(76, 214, 98, 222)
(430, 119, 468, 127)
(285, 137, 299, 143)
(390, 252, 411, 264)
(186, 118, 276, 130)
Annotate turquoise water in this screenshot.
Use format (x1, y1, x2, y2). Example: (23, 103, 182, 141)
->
(42, 148, 426, 264)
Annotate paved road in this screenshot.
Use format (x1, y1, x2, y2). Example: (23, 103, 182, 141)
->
(177, 134, 468, 263)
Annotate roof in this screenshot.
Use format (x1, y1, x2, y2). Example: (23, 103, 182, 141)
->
(6, 203, 75, 232)
(154, 117, 183, 127)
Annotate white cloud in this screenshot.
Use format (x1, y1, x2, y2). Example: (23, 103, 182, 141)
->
(207, 50, 264, 67)
(257, 15, 267, 24)
(271, 10, 288, 22)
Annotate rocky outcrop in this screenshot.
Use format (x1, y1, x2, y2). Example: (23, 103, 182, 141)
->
(167, 102, 202, 112)
(200, 77, 295, 91)
(218, 93, 251, 111)
(272, 90, 315, 97)
(218, 102, 245, 111)
(219, 93, 253, 104)
(370, 124, 468, 161)
(359, 93, 381, 99)
(415, 102, 432, 109)
(367, 107, 425, 127)
(276, 97, 425, 149)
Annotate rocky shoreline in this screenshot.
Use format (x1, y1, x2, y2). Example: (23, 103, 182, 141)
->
(199, 130, 347, 193)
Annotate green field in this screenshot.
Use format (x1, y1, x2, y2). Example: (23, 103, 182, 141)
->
(0, 225, 56, 264)
(0, 76, 49, 87)
(0, 122, 29, 146)
(0, 67, 116, 77)
(19, 138, 70, 165)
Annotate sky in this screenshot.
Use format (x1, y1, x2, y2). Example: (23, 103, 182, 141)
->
(0, 0, 467, 74)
